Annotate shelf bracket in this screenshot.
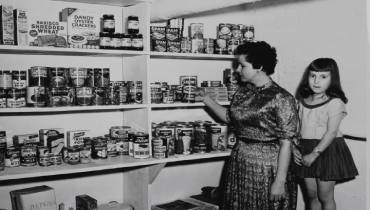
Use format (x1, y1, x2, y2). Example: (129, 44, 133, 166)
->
(148, 163, 166, 184)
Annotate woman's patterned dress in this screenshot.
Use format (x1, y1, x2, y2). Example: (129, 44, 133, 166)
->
(221, 80, 299, 210)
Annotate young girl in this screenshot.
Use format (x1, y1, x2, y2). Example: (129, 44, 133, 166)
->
(293, 58, 358, 210)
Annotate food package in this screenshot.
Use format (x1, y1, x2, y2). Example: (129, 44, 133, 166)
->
(75, 195, 97, 210)
(167, 40, 180, 53)
(0, 5, 14, 45)
(166, 28, 181, 41)
(13, 9, 28, 46)
(39, 128, 64, 154)
(62, 8, 100, 49)
(150, 26, 166, 40)
(10, 185, 57, 210)
(13, 133, 40, 147)
(27, 20, 67, 47)
(151, 39, 167, 52)
(67, 130, 91, 147)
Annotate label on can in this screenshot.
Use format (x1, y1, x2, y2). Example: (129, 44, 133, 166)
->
(167, 40, 181, 53)
(203, 38, 214, 54)
(127, 81, 143, 104)
(12, 71, 27, 89)
(46, 87, 75, 107)
(214, 39, 228, 55)
(30, 67, 48, 86)
(49, 68, 68, 88)
(94, 68, 110, 87)
(110, 126, 130, 139)
(76, 87, 93, 106)
(152, 138, 167, 159)
(128, 132, 134, 156)
(219, 23, 232, 40)
(107, 139, 117, 157)
(0, 73, 12, 89)
(180, 76, 197, 86)
(5, 146, 20, 167)
(194, 124, 209, 153)
(92, 87, 106, 106)
(116, 139, 129, 155)
(69, 67, 87, 87)
(6, 88, 26, 108)
(133, 133, 150, 159)
(26, 86, 46, 107)
(211, 124, 228, 151)
(20, 146, 37, 166)
(92, 139, 107, 159)
(157, 127, 175, 156)
(162, 90, 174, 104)
(191, 39, 204, 54)
(0, 89, 7, 108)
(243, 25, 255, 40)
(175, 126, 193, 154)
(227, 38, 240, 55)
(182, 85, 196, 103)
(180, 37, 191, 53)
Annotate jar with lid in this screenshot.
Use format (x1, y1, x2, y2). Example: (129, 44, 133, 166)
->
(121, 33, 132, 50)
(131, 34, 143, 51)
(99, 32, 111, 49)
(127, 16, 139, 34)
(110, 33, 121, 50)
(67, 146, 80, 165)
(103, 14, 115, 33)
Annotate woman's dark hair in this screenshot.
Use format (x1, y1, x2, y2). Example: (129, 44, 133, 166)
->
(236, 41, 278, 75)
(297, 58, 348, 103)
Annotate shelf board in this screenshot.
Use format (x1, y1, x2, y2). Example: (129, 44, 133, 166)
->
(51, 0, 152, 7)
(0, 45, 148, 57)
(0, 151, 230, 181)
(0, 104, 148, 113)
(149, 52, 237, 60)
(151, 101, 230, 108)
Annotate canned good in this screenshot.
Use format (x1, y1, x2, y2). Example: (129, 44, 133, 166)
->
(79, 147, 91, 164)
(242, 25, 255, 41)
(105, 86, 114, 105)
(152, 137, 167, 159)
(203, 38, 214, 54)
(156, 126, 175, 156)
(26, 86, 46, 107)
(214, 39, 228, 54)
(0, 147, 5, 171)
(110, 126, 130, 139)
(219, 23, 232, 40)
(67, 146, 80, 165)
(180, 76, 197, 87)
(107, 138, 117, 157)
(76, 87, 93, 106)
(12, 70, 27, 89)
(151, 83, 162, 104)
(29, 67, 48, 86)
(191, 38, 203, 54)
(0, 89, 6, 108)
(210, 123, 228, 151)
(38, 146, 50, 157)
(62, 147, 69, 163)
(180, 37, 191, 53)
(6, 88, 26, 108)
(92, 138, 107, 159)
(116, 139, 129, 155)
(94, 68, 110, 87)
(162, 89, 174, 104)
(133, 132, 150, 159)
(20, 146, 37, 166)
(5, 146, 20, 167)
(128, 132, 135, 156)
(0, 71, 12, 89)
(182, 85, 196, 103)
(118, 83, 128, 105)
(50, 154, 62, 165)
(39, 154, 51, 167)
(86, 68, 94, 87)
(193, 122, 210, 153)
(69, 67, 87, 87)
(231, 24, 242, 39)
(190, 23, 204, 39)
(92, 87, 106, 106)
(46, 87, 75, 107)
(175, 86, 183, 102)
(227, 38, 240, 55)
(49, 67, 68, 88)
(127, 81, 143, 104)
(175, 124, 193, 155)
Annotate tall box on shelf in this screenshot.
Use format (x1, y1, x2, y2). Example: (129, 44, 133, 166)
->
(0, 5, 14, 45)
(13, 9, 28, 46)
(27, 20, 67, 47)
(10, 185, 57, 210)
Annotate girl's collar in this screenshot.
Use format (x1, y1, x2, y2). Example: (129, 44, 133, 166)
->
(301, 96, 332, 109)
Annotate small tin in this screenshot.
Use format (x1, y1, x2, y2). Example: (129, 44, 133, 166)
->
(50, 154, 62, 165)
(203, 38, 214, 54)
(6, 88, 26, 108)
(219, 23, 232, 40)
(191, 38, 204, 54)
(175, 85, 183, 102)
(92, 87, 106, 106)
(49, 67, 68, 88)
(231, 24, 242, 39)
(107, 138, 117, 157)
(67, 146, 80, 165)
(210, 123, 228, 152)
(162, 89, 174, 104)
(76, 87, 93, 106)
(133, 132, 150, 159)
(62, 146, 69, 163)
(80, 147, 91, 164)
(118, 83, 128, 105)
(46, 87, 75, 107)
(227, 38, 240, 55)
(39, 154, 51, 167)
(29, 66, 48, 86)
(110, 126, 130, 139)
(92, 138, 107, 159)
(152, 137, 167, 159)
(5, 146, 20, 167)
(150, 83, 162, 104)
(26, 86, 46, 107)
(242, 25, 255, 41)
(214, 39, 228, 54)
(38, 146, 50, 157)
(12, 70, 27, 89)
(156, 126, 175, 156)
(116, 139, 129, 155)
(0, 88, 6, 108)
(20, 146, 37, 166)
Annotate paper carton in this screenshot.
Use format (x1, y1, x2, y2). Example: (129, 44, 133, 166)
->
(0, 5, 14, 45)
(13, 9, 28, 46)
(28, 20, 67, 47)
(10, 185, 57, 210)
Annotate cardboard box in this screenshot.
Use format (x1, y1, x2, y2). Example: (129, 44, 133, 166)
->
(28, 20, 67, 47)
(10, 185, 57, 210)
(0, 5, 14, 45)
(167, 40, 180, 53)
(61, 8, 100, 49)
(13, 133, 40, 147)
(150, 26, 166, 40)
(67, 130, 91, 147)
(13, 9, 28, 46)
(39, 128, 64, 154)
(76, 195, 97, 210)
(151, 39, 166, 52)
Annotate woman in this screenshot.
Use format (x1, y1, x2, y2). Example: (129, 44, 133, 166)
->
(196, 41, 298, 210)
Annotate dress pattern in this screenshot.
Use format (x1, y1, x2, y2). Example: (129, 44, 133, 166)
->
(221, 80, 298, 210)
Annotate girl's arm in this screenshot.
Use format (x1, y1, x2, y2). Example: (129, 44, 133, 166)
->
(302, 113, 344, 167)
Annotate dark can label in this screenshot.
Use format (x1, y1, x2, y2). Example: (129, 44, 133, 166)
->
(116, 139, 129, 155)
(92, 139, 107, 159)
(94, 68, 110, 87)
(0, 88, 6, 108)
(203, 38, 214, 54)
(26, 86, 46, 107)
(20, 146, 37, 166)
(86, 68, 95, 87)
(69, 67, 87, 87)
(218, 23, 232, 40)
(6, 88, 26, 108)
(175, 126, 193, 154)
(92, 87, 106, 106)
(49, 67, 68, 88)
(76, 87, 93, 106)
(46, 87, 75, 107)
(133, 133, 150, 159)
(243, 25, 255, 40)
(0, 147, 5, 171)
(119, 85, 128, 105)
(157, 127, 175, 156)
(194, 124, 210, 153)
(5, 146, 20, 167)
(162, 90, 174, 104)
(182, 85, 196, 103)
(30, 67, 48, 86)
(127, 81, 143, 104)
(211, 124, 228, 151)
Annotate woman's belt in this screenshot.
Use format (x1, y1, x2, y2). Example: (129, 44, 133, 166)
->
(237, 137, 279, 144)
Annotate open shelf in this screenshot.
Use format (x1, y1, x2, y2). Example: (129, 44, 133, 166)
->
(51, 0, 148, 7)
(151, 101, 230, 108)
(149, 52, 236, 60)
(0, 151, 230, 181)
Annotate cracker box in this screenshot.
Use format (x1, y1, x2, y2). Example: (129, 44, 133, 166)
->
(0, 5, 14, 45)
(13, 133, 40, 147)
(75, 195, 97, 210)
(10, 185, 57, 210)
(67, 130, 91, 147)
(13, 9, 28, 46)
(28, 20, 67, 47)
(61, 8, 100, 49)
(39, 128, 64, 154)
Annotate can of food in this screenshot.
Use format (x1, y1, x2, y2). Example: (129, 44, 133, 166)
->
(86, 68, 94, 87)
(211, 81, 222, 87)
(152, 137, 167, 159)
(94, 68, 110, 87)
(193, 122, 210, 153)
(128, 132, 135, 156)
(0, 88, 7, 108)
(76, 87, 93, 106)
(201, 81, 212, 87)
(180, 37, 192, 53)
(79, 147, 91, 164)
(105, 86, 114, 105)
(227, 38, 240, 55)
(5, 146, 20, 167)
(191, 38, 204, 54)
(175, 124, 193, 155)
(46, 87, 75, 107)
(182, 85, 196, 103)
(67, 146, 80, 165)
(243, 25, 255, 41)
(29, 66, 48, 86)
(69, 67, 87, 87)
(118, 83, 128, 105)
(175, 85, 183, 102)
(110, 126, 130, 139)
(107, 138, 117, 157)
(20, 146, 37, 166)
(133, 132, 150, 159)
(219, 23, 232, 40)
(92, 87, 106, 106)
(49, 154, 62, 165)
(127, 81, 143, 104)
(227, 126, 236, 149)
(180, 75, 197, 87)
(116, 139, 129, 155)
(203, 38, 214, 54)
(12, 70, 27, 89)
(26, 86, 46, 107)
(162, 89, 174, 104)
(0, 70, 12, 89)
(0, 147, 5, 171)
(214, 39, 228, 54)
(48, 67, 68, 88)
(150, 83, 162, 104)
(38, 146, 49, 157)
(156, 126, 175, 156)
(226, 83, 240, 101)
(39, 154, 51, 167)
(92, 138, 107, 159)
(62, 146, 69, 163)
(231, 24, 242, 39)
(6, 88, 26, 108)
(190, 23, 204, 39)
(210, 123, 228, 152)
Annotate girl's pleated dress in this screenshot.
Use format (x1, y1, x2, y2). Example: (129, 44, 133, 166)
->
(295, 98, 359, 181)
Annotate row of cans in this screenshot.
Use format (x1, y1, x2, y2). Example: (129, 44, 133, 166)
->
(0, 81, 142, 108)
(151, 120, 236, 159)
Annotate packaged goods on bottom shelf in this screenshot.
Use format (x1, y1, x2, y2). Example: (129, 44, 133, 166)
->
(10, 185, 57, 210)
(152, 199, 216, 210)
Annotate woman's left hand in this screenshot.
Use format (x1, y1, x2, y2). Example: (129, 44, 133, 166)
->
(269, 180, 286, 202)
(301, 153, 319, 167)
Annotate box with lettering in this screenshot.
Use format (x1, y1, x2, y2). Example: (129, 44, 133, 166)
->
(67, 130, 91, 147)
(27, 20, 67, 47)
(39, 128, 64, 154)
(150, 26, 166, 40)
(0, 5, 14, 45)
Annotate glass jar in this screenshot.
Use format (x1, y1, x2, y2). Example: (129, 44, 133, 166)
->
(131, 34, 143, 51)
(127, 16, 139, 34)
(110, 33, 121, 50)
(121, 33, 132, 50)
(99, 32, 111, 49)
(103, 14, 115, 33)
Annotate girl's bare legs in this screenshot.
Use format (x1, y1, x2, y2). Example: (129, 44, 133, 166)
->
(317, 179, 336, 210)
(304, 178, 321, 210)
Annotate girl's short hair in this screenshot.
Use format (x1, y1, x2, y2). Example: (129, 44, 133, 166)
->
(297, 58, 348, 103)
(236, 41, 278, 75)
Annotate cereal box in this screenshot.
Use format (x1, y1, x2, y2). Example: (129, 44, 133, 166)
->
(62, 8, 100, 49)
(0, 5, 14, 45)
(28, 20, 67, 47)
(13, 9, 28, 46)
(39, 128, 64, 154)
(67, 130, 91, 147)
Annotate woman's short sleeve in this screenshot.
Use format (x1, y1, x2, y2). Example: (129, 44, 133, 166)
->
(275, 94, 299, 141)
(328, 98, 347, 118)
